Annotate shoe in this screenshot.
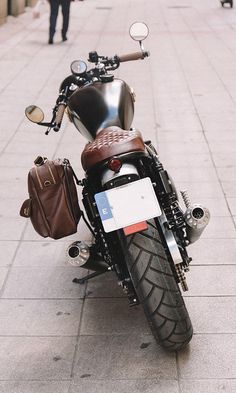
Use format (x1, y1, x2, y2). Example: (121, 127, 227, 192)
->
(62, 36, 67, 42)
(48, 38, 53, 44)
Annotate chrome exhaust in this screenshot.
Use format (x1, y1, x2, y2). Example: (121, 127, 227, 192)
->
(67, 241, 108, 272)
(184, 204, 210, 244)
(181, 191, 210, 244)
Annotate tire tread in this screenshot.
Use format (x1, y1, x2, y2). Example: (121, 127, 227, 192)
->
(127, 220, 193, 351)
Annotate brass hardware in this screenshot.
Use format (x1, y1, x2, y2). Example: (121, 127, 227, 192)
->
(24, 207, 30, 217)
(44, 180, 52, 187)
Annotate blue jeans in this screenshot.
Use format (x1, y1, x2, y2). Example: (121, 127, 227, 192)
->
(49, 0, 71, 40)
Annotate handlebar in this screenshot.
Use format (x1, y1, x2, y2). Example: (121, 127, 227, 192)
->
(118, 50, 149, 63)
(53, 103, 66, 132)
(40, 48, 150, 134)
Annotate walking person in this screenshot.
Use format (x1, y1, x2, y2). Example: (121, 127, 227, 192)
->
(47, 0, 72, 44)
(220, 0, 233, 7)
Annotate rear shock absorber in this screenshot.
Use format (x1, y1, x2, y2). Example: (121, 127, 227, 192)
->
(162, 193, 185, 231)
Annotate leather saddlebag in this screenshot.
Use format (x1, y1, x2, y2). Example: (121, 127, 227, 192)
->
(20, 157, 81, 239)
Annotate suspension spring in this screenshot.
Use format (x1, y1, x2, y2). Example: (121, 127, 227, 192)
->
(180, 190, 191, 208)
(163, 194, 185, 230)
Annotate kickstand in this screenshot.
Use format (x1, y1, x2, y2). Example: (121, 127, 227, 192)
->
(73, 270, 107, 285)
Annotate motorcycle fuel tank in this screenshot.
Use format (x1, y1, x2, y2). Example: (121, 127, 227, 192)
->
(67, 79, 134, 141)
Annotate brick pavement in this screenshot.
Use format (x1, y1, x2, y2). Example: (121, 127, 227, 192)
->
(0, 0, 236, 392)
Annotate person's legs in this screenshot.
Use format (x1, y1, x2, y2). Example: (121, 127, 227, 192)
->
(49, 0, 60, 43)
(61, 0, 71, 40)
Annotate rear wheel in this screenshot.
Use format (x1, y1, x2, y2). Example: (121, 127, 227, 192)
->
(126, 220, 193, 351)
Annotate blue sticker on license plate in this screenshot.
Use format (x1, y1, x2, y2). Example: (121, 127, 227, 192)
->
(94, 192, 113, 221)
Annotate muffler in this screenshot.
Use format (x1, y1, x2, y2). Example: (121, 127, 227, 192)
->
(181, 191, 210, 244)
(67, 241, 108, 272)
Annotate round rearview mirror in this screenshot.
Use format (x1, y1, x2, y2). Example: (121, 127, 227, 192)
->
(70, 60, 87, 76)
(25, 105, 44, 123)
(129, 22, 149, 42)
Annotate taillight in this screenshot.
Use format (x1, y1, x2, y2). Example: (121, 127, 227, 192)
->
(108, 158, 122, 173)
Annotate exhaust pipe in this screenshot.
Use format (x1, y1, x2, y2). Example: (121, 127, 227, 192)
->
(184, 204, 210, 244)
(181, 190, 210, 244)
(67, 241, 109, 272)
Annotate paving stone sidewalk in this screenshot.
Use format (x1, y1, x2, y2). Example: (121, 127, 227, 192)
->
(0, 0, 236, 392)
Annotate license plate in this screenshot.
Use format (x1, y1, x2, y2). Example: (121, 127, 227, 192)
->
(94, 177, 161, 233)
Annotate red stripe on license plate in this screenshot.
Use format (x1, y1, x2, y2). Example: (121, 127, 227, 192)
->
(123, 221, 148, 236)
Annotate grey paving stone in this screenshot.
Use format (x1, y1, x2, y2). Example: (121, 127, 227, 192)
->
(0, 153, 39, 168)
(175, 181, 223, 199)
(201, 216, 236, 239)
(178, 334, 236, 379)
(0, 337, 76, 380)
(185, 265, 236, 296)
(206, 130, 236, 142)
(0, 267, 8, 292)
(209, 141, 236, 154)
(0, 217, 26, 241)
(188, 238, 236, 265)
(164, 167, 219, 183)
(158, 142, 210, 156)
(86, 271, 125, 298)
(160, 153, 213, 168)
(0, 299, 82, 336)
(227, 198, 236, 216)
(0, 181, 28, 200)
(180, 379, 236, 393)
(222, 182, 236, 198)
(0, 167, 28, 183)
(70, 379, 179, 393)
(158, 130, 205, 143)
(0, 198, 23, 218)
(184, 297, 236, 333)
(13, 241, 71, 267)
(73, 335, 177, 381)
(0, 241, 19, 266)
(213, 152, 236, 168)
(81, 298, 149, 335)
(217, 167, 236, 182)
(2, 267, 85, 299)
(0, 381, 70, 393)
(5, 140, 56, 157)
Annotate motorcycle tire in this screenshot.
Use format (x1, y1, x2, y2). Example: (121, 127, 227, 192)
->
(126, 219, 193, 351)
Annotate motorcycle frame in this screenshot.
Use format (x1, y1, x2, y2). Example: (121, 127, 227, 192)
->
(80, 147, 191, 296)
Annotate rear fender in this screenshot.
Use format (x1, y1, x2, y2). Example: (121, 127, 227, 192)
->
(101, 163, 139, 187)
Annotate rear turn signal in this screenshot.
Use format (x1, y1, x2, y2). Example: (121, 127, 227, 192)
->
(108, 158, 122, 173)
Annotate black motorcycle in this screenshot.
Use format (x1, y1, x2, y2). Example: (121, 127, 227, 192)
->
(25, 22, 210, 351)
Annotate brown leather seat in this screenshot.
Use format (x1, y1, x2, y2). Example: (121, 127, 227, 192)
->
(81, 126, 146, 171)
